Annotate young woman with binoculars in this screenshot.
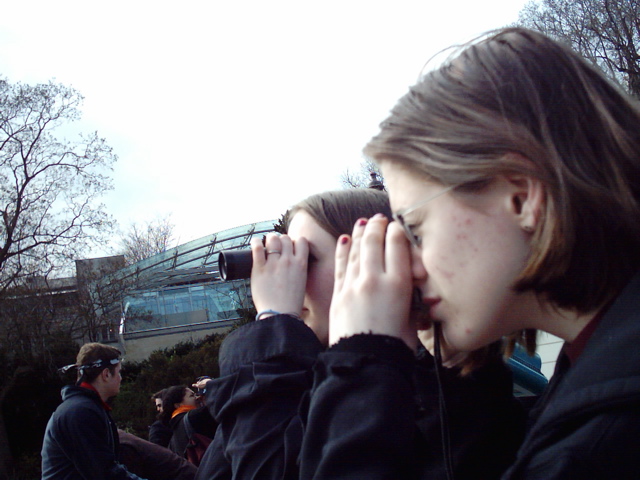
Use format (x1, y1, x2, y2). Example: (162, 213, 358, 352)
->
(196, 188, 523, 480)
(299, 27, 640, 479)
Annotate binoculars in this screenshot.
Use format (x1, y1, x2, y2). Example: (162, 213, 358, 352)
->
(218, 250, 254, 281)
(217, 249, 430, 319)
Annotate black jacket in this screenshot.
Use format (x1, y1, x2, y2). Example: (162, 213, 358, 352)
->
(300, 271, 640, 479)
(299, 334, 524, 479)
(169, 406, 217, 458)
(41, 385, 144, 480)
(196, 315, 524, 480)
(502, 271, 640, 479)
(196, 315, 323, 480)
(148, 420, 172, 448)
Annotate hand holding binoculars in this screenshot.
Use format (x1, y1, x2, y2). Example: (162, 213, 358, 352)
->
(217, 249, 431, 323)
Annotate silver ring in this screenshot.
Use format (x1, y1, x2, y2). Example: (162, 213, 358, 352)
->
(267, 250, 282, 255)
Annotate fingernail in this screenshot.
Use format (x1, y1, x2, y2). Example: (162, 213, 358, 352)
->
(358, 218, 367, 226)
(340, 235, 349, 244)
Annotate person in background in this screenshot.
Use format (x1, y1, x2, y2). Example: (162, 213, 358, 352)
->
(41, 342, 145, 480)
(162, 385, 217, 465)
(148, 389, 172, 448)
(299, 27, 640, 479)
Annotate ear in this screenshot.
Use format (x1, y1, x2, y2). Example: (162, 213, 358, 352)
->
(504, 174, 544, 232)
(100, 368, 111, 382)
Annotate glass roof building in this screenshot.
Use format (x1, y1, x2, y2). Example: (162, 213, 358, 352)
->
(101, 220, 275, 359)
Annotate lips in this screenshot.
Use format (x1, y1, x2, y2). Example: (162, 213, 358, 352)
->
(422, 298, 441, 309)
(410, 297, 440, 330)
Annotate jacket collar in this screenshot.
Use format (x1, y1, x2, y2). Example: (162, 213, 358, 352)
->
(528, 270, 640, 433)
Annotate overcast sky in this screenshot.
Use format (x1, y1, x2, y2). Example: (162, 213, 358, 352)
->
(1, 0, 528, 257)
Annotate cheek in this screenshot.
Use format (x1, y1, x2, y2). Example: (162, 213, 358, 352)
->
(422, 213, 494, 285)
(307, 266, 335, 309)
(449, 215, 482, 263)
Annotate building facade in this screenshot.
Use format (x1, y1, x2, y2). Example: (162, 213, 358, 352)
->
(108, 220, 275, 361)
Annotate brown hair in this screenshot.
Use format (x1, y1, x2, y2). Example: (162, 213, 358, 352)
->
(151, 388, 166, 401)
(286, 188, 496, 371)
(161, 385, 190, 423)
(286, 188, 391, 238)
(76, 342, 121, 383)
(364, 28, 640, 353)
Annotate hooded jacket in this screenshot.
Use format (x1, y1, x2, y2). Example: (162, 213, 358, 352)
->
(299, 271, 640, 479)
(41, 385, 144, 480)
(502, 271, 640, 479)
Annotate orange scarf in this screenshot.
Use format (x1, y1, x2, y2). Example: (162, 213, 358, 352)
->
(171, 405, 196, 419)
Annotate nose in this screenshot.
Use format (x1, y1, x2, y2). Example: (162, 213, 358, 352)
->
(410, 245, 427, 285)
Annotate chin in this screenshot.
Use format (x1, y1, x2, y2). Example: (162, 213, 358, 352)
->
(442, 330, 487, 354)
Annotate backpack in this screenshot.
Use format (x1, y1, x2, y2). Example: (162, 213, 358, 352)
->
(181, 412, 212, 466)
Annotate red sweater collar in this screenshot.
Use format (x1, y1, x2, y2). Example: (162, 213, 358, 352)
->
(80, 382, 112, 411)
(564, 301, 612, 366)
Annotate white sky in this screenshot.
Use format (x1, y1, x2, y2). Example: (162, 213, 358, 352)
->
(1, 0, 528, 258)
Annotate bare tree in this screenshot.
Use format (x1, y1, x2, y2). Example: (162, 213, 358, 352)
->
(118, 216, 177, 265)
(0, 78, 116, 293)
(0, 77, 116, 476)
(517, 0, 640, 98)
(340, 158, 385, 190)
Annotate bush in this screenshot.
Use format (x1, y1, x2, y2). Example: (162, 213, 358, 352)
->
(2, 330, 228, 476)
(111, 333, 226, 439)
(8, 452, 41, 480)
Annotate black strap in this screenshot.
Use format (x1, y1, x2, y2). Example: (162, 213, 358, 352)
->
(434, 323, 455, 480)
(182, 411, 195, 438)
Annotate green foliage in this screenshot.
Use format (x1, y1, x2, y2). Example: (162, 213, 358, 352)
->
(3, 329, 229, 477)
(111, 333, 226, 438)
(1, 330, 77, 476)
(8, 452, 41, 480)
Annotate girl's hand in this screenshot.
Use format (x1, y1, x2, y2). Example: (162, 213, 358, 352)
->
(329, 215, 417, 350)
(250, 233, 309, 318)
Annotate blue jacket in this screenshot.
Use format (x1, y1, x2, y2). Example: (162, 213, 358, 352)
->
(41, 385, 144, 480)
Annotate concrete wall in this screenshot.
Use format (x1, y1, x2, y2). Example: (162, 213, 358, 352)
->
(119, 319, 236, 362)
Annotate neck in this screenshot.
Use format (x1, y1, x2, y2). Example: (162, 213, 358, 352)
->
(82, 381, 111, 403)
(523, 294, 600, 343)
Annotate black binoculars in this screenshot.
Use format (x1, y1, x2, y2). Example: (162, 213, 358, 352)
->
(218, 249, 430, 318)
(218, 250, 253, 281)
